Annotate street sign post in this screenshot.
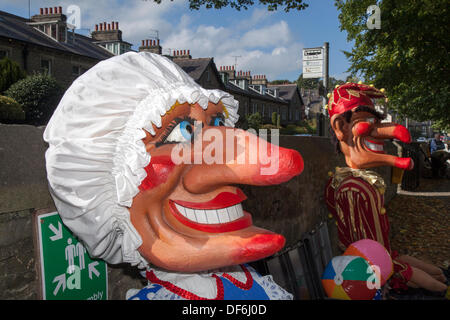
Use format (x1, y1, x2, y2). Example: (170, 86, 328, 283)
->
(35, 211, 108, 300)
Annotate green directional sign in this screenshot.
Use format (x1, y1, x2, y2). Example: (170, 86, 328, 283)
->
(36, 211, 108, 300)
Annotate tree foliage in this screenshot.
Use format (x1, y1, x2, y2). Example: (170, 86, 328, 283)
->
(297, 73, 344, 96)
(5, 73, 63, 126)
(0, 57, 26, 94)
(153, 0, 309, 12)
(335, 0, 450, 130)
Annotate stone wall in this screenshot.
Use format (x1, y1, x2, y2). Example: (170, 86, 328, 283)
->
(0, 124, 398, 299)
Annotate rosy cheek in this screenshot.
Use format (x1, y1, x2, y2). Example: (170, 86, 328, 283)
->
(353, 122, 372, 137)
(138, 156, 176, 191)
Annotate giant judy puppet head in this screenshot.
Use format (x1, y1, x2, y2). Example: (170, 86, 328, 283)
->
(327, 82, 413, 171)
(44, 52, 303, 272)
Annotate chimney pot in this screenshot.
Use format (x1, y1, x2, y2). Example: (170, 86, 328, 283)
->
(40, 8, 43, 15)
(49, 7, 53, 14)
(116, 22, 119, 30)
(59, 6, 62, 14)
(157, 39, 160, 45)
(103, 22, 107, 30)
(45, 8, 48, 14)
(95, 24, 98, 31)
(107, 24, 111, 30)
(54, 7, 58, 14)
(142, 40, 145, 46)
(146, 40, 149, 46)
(188, 49, 190, 55)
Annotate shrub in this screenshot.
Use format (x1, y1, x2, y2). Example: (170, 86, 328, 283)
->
(0, 95, 25, 123)
(0, 57, 26, 94)
(271, 112, 278, 126)
(246, 112, 262, 131)
(5, 73, 63, 125)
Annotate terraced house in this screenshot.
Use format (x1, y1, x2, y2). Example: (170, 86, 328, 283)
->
(1, 7, 304, 124)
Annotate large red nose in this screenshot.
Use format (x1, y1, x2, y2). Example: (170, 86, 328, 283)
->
(182, 127, 304, 194)
(251, 146, 303, 185)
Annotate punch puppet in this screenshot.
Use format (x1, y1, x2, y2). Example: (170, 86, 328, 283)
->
(324, 83, 447, 294)
(44, 52, 304, 300)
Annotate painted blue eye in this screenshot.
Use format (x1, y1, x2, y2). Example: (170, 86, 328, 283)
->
(165, 120, 193, 143)
(213, 117, 225, 127)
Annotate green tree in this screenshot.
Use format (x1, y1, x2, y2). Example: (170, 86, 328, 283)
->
(5, 73, 63, 126)
(0, 57, 26, 94)
(269, 80, 292, 85)
(297, 73, 320, 90)
(335, 0, 450, 130)
(163, 0, 309, 12)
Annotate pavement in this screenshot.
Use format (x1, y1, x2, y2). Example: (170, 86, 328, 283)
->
(385, 176, 450, 300)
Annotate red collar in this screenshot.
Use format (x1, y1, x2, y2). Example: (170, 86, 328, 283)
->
(146, 264, 253, 300)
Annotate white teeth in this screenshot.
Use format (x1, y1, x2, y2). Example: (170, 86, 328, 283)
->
(364, 140, 384, 152)
(174, 203, 244, 225)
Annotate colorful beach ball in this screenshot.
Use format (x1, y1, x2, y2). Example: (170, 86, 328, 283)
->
(343, 239, 393, 286)
(322, 255, 378, 300)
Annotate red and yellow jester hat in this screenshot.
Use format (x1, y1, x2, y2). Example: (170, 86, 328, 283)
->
(326, 82, 386, 118)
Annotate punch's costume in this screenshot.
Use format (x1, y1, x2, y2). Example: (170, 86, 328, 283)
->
(44, 52, 303, 300)
(325, 167, 412, 290)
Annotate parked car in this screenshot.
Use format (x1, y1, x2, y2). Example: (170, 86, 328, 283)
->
(416, 137, 427, 142)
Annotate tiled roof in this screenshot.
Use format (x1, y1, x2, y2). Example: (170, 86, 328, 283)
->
(173, 57, 212, 81)
(0, 10, 113, 61)
(267, 84, 299, 101)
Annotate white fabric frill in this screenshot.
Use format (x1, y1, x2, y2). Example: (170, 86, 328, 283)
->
(44, 52, 239, 268)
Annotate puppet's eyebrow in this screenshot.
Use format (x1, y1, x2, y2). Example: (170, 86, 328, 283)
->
(353, 105, 386, 120)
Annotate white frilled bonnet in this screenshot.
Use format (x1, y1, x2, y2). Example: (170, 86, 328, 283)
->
(44, 52, 239, 268)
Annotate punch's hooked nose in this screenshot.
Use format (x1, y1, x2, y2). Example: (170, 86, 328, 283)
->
(371, 123, 411, 143)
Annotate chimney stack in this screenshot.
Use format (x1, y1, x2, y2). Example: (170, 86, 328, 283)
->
(32, 7, 67, 25)
(91, 21, 123, 42)
(172, 49, 192, 59)
(139, 38, 162, 55)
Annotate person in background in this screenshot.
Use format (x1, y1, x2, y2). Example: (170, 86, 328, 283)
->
(430, 133, 445, 154)
(430, 133, 447, 178)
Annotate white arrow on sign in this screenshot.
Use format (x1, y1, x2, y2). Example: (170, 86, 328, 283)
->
(88, 261, 100, 280)
(52, 273, 66, 296)
(48, 222, 63, 241)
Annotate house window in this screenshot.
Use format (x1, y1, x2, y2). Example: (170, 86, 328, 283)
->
(41, 58, 52, 74)
(72, 65, 80, 76)
(0, 50, 8, 59)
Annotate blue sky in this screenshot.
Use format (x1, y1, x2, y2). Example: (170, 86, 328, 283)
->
(2, 0, 354, 81)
